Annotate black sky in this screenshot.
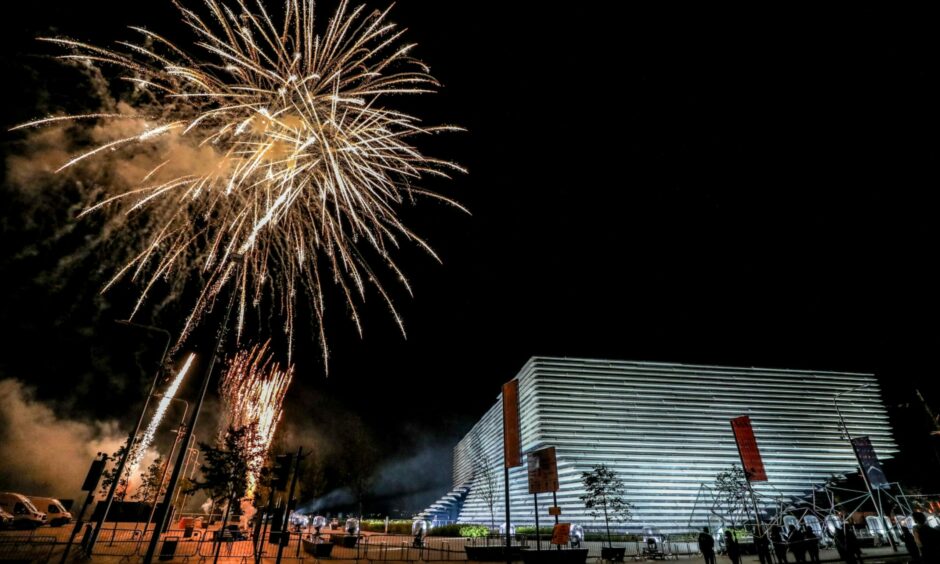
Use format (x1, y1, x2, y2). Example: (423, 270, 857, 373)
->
(1, 3, 938, 510)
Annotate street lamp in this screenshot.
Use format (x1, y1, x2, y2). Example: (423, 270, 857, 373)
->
(833, 382, 897, 551)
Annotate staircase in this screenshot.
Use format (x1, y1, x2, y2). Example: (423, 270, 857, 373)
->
(414, 485, 470, 526)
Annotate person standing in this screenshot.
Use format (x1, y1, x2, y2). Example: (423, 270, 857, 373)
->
(787, 525, 806, 563)
(770, 525, 789, 564)
(699, 527, 716, 564)
(802, 526, 820, 564)
(901, 525, 921, 562)
(845, 527, 863, 563)
(724, 530, 740, 564)
(913, 511, 939, 562)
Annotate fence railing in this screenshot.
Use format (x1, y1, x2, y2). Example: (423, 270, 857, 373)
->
(0, 534, 57, 562)
(0, 529, 710, 562)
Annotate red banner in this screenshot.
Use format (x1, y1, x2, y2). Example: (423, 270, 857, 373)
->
(502, 380, 522, 467)
(730, 416, 767, 482)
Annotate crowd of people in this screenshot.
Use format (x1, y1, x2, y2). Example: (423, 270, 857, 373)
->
(696, 510, 939, 564)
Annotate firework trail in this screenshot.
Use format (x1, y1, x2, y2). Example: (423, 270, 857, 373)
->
(218, 341, 293, 496)
(14, 0, 464, 366)
(125, 353, 196, 479)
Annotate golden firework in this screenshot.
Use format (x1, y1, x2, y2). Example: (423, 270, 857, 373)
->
(14, 0, 464, 366)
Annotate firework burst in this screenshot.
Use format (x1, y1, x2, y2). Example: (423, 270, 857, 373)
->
(15, 0, 464, 365)
(218, 341, 293, 496)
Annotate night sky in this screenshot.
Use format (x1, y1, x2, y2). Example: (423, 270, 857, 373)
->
(1, 3, 938, 512)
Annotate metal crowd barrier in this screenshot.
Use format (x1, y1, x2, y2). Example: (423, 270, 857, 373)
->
(0, 534, 56, 562)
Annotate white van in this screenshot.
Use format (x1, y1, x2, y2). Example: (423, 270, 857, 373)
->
(27, 496, 72, 526)
(0, 493, 47, 529)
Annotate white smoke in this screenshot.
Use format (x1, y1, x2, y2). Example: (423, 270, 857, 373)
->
(0, 378, 126, 501)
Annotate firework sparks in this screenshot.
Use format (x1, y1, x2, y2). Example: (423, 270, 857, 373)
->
(126, 353, 196, 479)
(219, 341, 293, 496)
(16, 0, 465, 366)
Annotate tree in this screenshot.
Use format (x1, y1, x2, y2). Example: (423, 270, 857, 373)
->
(712, 465, 750, 530)
(470, 431, 500, 531)
(580, 464, 634, 548)
(187, 424, 264, 557)
(99, 445, 130, 501)
(134, 457, 168, 502)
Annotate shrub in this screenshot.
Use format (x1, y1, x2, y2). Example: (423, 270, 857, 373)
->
(360, 519, 413, 534)
(426, 524, 491, 538)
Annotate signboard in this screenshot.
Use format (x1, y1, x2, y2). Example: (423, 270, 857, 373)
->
(730, 416, 768, 482)
(502, 380, 522, 468)
(551, 523, 571, 546)
(527, 447, 559, 494)
(851, 436, 889, 489)
(548, 507, 562, 516)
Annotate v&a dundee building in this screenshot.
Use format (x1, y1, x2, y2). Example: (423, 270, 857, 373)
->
(420, 357, 896, 533)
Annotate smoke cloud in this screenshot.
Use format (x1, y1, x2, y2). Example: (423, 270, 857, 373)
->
(0, 378, 126, 501)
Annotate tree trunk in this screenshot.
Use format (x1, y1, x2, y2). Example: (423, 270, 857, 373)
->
(213, 498, 233, 564)
(603, 495, 612, 549)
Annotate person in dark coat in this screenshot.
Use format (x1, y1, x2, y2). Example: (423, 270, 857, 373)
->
(802, 526, 820, 564)
(787, 525, 806, 563)
(845, 527, 863, 563)
(724, 530, 740, 564)
(770, 525, 789, 564)
(913, 511, 940, 562)
(901, 525, 921, 562)
(832, 528, 857, 564)
(698, 527, 716, 564)
(755, 532, 772, 564)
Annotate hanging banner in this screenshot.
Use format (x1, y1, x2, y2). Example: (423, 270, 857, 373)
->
(502, 380, 522, 468)
(851, 436, 889, 489)
(527, 447, 559, 493)
(730, 415, 768, 482)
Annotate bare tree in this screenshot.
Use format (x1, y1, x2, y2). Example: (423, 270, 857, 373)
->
(470, 431, 500, 531)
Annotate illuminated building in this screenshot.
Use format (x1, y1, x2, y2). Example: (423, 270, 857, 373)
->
(420, 357, 896, 532)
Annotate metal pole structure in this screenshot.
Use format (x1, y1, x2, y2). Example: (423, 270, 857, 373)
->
(745, 480, 764, 563)
(61, 453, 107, 564)
(143, 255, 243, 564)
(276, 447, 304, 564)
(137, 399, 189, 554)
(504, 465, 511, 564)
(171, 443, 198, 511)
(834, 383, 897, 551)
(87, 322, 171, 552)
(533, 493, 541, 551)
(552, 491, 560, 551)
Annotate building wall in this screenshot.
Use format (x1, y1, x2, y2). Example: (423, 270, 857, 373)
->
(448, 357, 896, 533)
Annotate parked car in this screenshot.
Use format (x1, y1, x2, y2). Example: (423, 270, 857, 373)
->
(27, 496, 72, 527)
(0, 508, 14, 529)
(0, 493, 47, 529)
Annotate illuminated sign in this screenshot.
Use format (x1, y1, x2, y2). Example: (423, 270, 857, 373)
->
(851, 436, 889, 489)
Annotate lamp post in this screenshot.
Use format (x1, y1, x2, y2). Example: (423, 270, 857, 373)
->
(88, 321, 171, 553)
(833, 383, 897, 551)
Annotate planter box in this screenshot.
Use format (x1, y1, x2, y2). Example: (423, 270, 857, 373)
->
(302, 539, 335, 557)
(465, 546, 529, 561)
(522, 549, 589, 564)
(600, 547, 626, 562)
